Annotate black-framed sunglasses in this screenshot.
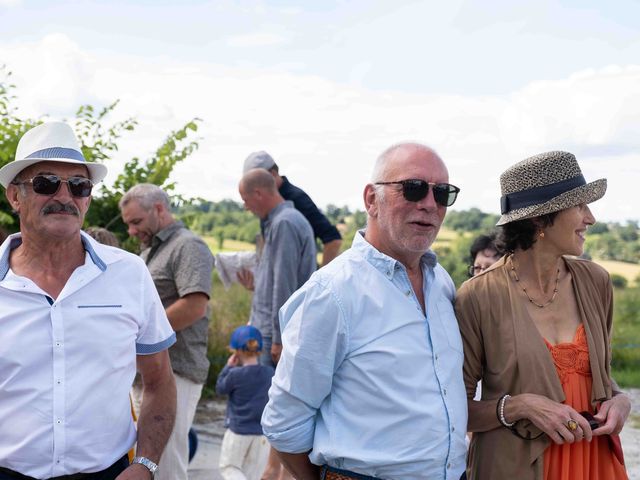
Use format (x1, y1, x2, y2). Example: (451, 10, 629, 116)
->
(375, 179, 460, 207)
(12, 175, 93, 198)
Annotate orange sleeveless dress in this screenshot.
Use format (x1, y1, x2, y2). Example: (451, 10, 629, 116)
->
(543, 324, 628, 480)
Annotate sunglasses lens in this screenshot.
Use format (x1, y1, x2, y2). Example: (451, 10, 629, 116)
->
(433, 184, 459, 207)
(402, 180, 429, 202)
(68, 177, 93, 197)
(32, 175, 61, 195)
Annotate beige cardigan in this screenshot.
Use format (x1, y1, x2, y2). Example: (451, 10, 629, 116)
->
(455, 256, 618, 480)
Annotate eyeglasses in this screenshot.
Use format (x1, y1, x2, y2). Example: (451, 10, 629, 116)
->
(12, 175, 93, 198)
(468, 265, 486, 277)
(375, 179, 460, 207)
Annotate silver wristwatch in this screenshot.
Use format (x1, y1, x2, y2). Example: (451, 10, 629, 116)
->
(132, 456, 158, 478)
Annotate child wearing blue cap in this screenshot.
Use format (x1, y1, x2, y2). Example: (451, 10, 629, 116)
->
(216, 325, 274, 479)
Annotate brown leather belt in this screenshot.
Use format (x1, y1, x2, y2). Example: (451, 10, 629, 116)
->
(320, 465, 380, 480)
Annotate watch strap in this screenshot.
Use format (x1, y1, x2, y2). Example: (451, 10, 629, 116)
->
(132, 456, 158, 477)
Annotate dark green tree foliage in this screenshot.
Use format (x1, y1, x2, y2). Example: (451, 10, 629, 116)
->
(0, 68, 39, 230)
(179, 199, 259, 245)
(0, 67, 201, 251)
(444, 207, 500, 232)
(85, 115, 201, 249)
(611, 274, 628, 289)
(584, 222, 640, 263)
(435, 235, 475, 288)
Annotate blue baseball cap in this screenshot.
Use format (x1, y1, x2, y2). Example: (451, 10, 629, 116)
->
(230, 325, 263, 351)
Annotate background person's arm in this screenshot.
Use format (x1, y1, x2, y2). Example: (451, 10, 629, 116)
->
(165, 292, 209, 331)
(321, 238, 342, 266)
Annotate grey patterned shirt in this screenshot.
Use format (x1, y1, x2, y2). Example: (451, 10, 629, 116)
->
(141, 221, 214, 384)
(250, 201, 316, 344)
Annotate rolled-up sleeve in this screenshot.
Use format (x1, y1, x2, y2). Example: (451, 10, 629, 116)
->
(262, 278, 347, 453)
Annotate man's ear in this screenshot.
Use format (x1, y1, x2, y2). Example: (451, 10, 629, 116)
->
(5, 184, 22, 215)
(363, 184, 378, 217)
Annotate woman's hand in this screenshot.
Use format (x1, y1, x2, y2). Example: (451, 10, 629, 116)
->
(510, 393, 593, 444)
(593, 393, 631, 436)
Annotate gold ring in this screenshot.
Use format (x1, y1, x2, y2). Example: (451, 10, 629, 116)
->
(567, 419, 578, 431)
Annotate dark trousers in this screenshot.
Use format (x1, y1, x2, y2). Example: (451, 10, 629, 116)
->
(0, 456, 129, 480)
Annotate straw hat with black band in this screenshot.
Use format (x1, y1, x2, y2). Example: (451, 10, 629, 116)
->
(497, 150, 607, 226)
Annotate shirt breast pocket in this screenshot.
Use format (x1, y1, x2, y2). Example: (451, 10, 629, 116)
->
(436, 298, 464, 354)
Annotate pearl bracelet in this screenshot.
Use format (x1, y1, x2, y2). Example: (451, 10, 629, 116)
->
(497, 394, 515, 428)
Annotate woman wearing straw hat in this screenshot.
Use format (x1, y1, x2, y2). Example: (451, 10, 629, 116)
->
(456, 151, 630, 480)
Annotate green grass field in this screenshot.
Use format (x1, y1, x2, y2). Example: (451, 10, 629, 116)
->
(202, 237, 254, 254)
(593, 259, 640, 287)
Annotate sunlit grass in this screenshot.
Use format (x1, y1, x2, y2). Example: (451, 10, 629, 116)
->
(593, 259, 640, 287)
(202, 237, 254, 254)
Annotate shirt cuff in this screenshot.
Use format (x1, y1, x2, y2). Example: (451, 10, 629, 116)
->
(262, 417, 315, 454)
(136, 332, 176, 355)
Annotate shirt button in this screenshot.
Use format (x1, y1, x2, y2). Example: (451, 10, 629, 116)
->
(443, 388, 447, 395)
(405, 290, 411, 296)
(452, 426, 455, 432)
(447, 463, 451, 469)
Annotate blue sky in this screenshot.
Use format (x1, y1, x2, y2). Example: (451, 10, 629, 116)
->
(1, 0, 639, 222)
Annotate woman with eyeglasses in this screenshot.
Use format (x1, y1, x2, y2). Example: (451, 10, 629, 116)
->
(455, 151, 630, 480)
(467, 232, 503, 278)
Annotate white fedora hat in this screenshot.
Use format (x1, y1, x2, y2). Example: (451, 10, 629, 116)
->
(0, 121, 108, 188)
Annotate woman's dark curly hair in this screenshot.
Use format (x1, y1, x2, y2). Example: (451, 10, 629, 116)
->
(496, 212, 559, 253)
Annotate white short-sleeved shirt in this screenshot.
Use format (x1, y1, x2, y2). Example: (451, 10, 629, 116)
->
(0, 232, 176, 478)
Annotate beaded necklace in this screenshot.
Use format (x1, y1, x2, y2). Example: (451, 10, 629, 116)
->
(509, 255, 560, 308)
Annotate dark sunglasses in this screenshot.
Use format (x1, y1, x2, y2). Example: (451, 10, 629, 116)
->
(12, 175, 93, 198)
(375, 179, 460, 207)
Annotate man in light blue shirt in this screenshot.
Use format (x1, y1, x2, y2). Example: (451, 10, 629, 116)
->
(262, 143, 468, 480)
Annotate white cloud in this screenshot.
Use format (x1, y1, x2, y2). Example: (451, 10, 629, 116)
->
(0, 0, 21, 7)
(1, 34, 638, 223)
(225, 32, 286, 47)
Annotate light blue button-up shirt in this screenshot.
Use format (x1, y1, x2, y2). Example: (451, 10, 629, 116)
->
(262, 232, 467, 480)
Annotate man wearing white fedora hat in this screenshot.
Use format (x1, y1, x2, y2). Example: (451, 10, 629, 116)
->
(0, 122, 177, 480)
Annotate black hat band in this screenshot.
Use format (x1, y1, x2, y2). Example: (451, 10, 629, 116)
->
(500, 174, 586, 214)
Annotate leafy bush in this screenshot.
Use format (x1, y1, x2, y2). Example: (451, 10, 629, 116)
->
(611, 274, 628, 289)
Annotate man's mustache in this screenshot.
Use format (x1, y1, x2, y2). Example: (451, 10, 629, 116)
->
(42, 203, 80, 216)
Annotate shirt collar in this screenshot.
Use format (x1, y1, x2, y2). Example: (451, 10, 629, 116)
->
(0, 231, 109, 281)
(352, 229, 437, 276)
(264, 201, 293, 225)
(153, 220, 184, 243)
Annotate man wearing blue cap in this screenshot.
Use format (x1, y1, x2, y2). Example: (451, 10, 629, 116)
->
(243, 150, 342, 266)
(0, 122, 177, 479)
(216, 325, 274, 480)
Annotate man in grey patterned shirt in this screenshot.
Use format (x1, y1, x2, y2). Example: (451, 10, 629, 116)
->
(120, 183, 214, 480)
(239, 168, 316, 480)
(239, 169, 316, 367)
